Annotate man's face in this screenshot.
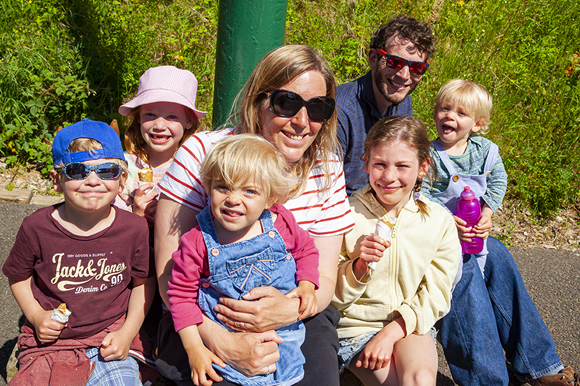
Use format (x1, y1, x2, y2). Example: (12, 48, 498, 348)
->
(369, 35, 428, 107)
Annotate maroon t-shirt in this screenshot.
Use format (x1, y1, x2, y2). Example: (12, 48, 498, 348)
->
(2, 204, 151, 339)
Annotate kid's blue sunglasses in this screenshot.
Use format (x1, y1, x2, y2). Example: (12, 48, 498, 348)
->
(63, 162, 122, 180)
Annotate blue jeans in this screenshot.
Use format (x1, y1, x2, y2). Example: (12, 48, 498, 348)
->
(439, 237, 562, 385)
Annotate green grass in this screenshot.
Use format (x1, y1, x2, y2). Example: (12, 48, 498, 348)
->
(1, 0, 579, 215)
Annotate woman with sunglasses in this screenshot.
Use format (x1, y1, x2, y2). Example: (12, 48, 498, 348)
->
(154, 45, 354, 386)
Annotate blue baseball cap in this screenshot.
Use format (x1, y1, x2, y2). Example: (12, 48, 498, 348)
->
(52, 119, 126, 166)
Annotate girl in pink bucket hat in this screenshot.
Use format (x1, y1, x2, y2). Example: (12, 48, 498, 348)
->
(116, 65, 207, 223)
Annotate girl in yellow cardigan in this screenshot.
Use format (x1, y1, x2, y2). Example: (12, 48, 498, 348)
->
(332, 116, 461, 386)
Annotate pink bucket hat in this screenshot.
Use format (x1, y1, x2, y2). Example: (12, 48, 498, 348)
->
(118, 65, 207, 119)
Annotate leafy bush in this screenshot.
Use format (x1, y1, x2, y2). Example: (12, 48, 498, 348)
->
(0, 0, 218, 175)
(0, 1, 91, 174)
(1, 0, 578, 215)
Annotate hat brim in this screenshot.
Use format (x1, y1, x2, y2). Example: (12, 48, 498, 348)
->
(118, 89, 207, 119)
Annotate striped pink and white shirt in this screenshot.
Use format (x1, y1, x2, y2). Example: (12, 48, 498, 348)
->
(158, 128, 354, 237)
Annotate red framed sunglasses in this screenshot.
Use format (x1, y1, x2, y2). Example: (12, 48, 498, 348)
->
(375, 48, 430, 76)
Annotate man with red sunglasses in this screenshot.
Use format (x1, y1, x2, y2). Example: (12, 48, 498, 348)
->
(336, 15, 435, 195)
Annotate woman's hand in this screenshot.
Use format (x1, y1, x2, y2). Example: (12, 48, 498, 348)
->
(225, 331, 283, 376)
(215, 286, 300, 332)
(200, 323, 284, 377)
(132, 183, 158, 223)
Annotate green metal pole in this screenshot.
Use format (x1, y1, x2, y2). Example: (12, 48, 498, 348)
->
(212, 0, 288, 129)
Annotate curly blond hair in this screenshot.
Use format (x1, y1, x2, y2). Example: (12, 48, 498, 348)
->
(201, 134, 298, 206)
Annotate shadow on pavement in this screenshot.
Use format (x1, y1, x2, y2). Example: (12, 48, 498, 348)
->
(0, 315, 24, 383)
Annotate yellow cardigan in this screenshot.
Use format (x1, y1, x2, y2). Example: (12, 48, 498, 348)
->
(332, 185, 461, 338)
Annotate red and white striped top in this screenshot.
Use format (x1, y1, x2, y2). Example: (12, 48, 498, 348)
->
(158, 128, 354, 237)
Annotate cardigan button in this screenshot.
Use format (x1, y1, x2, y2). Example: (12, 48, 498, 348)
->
(452, 175, 460, 182)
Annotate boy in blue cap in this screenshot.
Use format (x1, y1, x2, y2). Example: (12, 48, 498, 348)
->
(3, 119, 155, 385)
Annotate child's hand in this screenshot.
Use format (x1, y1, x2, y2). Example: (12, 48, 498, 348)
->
(356, 334, 395, 371)
(473, 207, 493, 239)
(99, 330, 133, 361)
(453, 215, 476, 242)
(179, 325, 226, 386)
(287, 281, 317, 320)
(355, 317, 405, 371)
(188, 344, 226, 386)
(132, 183, 158, 223)
(30, 309, 66, 343)
(353, 234, 390, 278)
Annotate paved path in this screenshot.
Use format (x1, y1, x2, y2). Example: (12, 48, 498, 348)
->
(0, 201, 578, 385)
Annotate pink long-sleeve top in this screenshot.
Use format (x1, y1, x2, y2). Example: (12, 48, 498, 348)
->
(168, 203, 320, 332)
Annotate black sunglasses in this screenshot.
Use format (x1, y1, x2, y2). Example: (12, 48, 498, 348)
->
(63, 162, 122, 180)
(268, 89, 335, 122)
(375, 48, 430, 76)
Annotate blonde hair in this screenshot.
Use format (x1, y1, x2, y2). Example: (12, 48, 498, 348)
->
(364, 116, 431, 216)
(124, 105, 199, 165)
(201, 134, 298, 205)
(434, 79, 493, 134)
(55, 138, 128, 183)
(228, 44, 339, 196)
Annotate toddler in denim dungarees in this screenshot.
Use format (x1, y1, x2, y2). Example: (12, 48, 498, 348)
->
(422, 79, 507, 275)
(167, 134, 320, 386)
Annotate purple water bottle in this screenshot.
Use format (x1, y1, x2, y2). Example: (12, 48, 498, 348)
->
(456, 186, 483, 254)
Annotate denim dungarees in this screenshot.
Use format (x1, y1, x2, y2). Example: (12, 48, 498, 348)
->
(196, 206, 305, 386)
(431, 139, 499, 274)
